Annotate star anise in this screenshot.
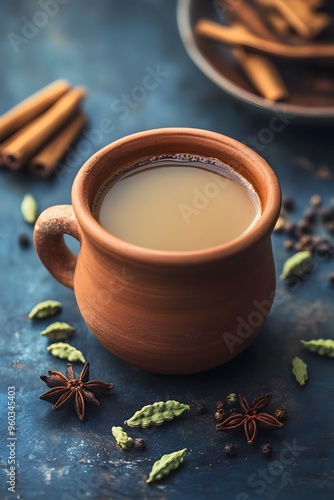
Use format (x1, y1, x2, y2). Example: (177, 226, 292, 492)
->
(39, 362, 114, 421)
(216, 394, 283, 444)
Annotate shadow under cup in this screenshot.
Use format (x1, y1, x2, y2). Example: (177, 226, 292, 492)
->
(34, 128, 281, 374)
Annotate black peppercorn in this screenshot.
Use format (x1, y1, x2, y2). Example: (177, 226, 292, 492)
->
(216, 401, 224, 410)
(314, 239, 334, 258)
(197, 403, 208, 414)
(134, 438, 146, 451)
(282, 196, 295, 212)
(261, 443, 272, 457)
(284, 222, 298, 238)
(303, 208, 317, 225)
(18, 233, 30, 247)
(325, 222, 334, 234)
(319, 207, 334, 223)
(224, 443, 236, 457)
(297, 220, 311, 234)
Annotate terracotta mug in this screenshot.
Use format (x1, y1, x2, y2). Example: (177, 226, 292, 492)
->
(34, 128, 281, 374)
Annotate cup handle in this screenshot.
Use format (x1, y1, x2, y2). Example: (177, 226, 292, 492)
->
(34, 205, 81, 289)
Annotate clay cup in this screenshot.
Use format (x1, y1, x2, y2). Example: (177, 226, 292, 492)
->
(34, 128, 281, 374)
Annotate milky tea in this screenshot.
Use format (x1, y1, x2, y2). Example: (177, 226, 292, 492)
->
(97, 155, 261, 252)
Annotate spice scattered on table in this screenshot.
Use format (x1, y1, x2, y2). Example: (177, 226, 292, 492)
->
(292, 356, 308, 387)
(276, 195, 334, 265)
(47, 342, 86, 363)
(18, 233, 30, 248)
(134, 438, 146, 451)
(224, 443, 236, 457)
(215, 409, 225, 422)
(301, 338, 334, 357)
(39, 362, 114, 421)
(274, 407, 288, 421)
(146, 448, 187, 484)
(124, 400, 190, 428)
(280, 251, 313, 280)
(282, 196, 295, 212)
(28, 300, 62, 319)
(196, 403, 208, 414)
(261, 443, 272, 458)
(111, 426, 134, 451)
(41, 322, 75, 341)
(216, 394, 283, 444)
(310, 194, 322, 208)
(226, 393, 238, 405)
(21, 193, 38, 224)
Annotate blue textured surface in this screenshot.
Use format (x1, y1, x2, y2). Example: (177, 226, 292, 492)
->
(1, 1, 334, 499)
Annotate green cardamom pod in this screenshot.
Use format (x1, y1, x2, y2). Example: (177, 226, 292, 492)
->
(47, 342, 85, 363)
(292, 356, 308, 386)
(41, 322, 75, 341)
(28, 300, 62, 319)
(301, 339, 334, 357)
(111, 426, 134, 450)
(147, 448, 187, 484)
(21, 193, 38, 224)
(226, 393, 238, 405)
(124, 400, 190, 428)
(280, 251, 313, 280)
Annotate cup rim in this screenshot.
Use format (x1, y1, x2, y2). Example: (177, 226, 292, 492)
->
(72, 127, 281, 266)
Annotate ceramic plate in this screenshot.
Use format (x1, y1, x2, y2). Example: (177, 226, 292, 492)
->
(177, 0, 334, 122)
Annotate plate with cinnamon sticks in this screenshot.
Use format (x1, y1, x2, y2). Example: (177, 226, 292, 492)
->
(177, 0, 334, 122)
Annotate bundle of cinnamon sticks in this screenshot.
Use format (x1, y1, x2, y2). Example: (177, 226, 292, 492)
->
(195, 0, 334, 102)
(0, 80, 87, 177)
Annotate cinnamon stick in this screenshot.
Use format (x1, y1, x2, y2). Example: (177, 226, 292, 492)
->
(228, 22, 288, 101)
(256, 0, 330, 38)
(227, 1, 276, 40)
(232, 47, 288, 101)
(291, 1, 332, 39)
(195, 20, 334, 59)
(0, 80, 70, 143)
(305, 0, 325, 8)
(1, 87, 86, 170)
(28, 112, 87, 178)
(265, 11, 290, 36)
(0, 116, 43, 168)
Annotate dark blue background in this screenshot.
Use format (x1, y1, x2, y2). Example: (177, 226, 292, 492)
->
(1, 1, 334, 499)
